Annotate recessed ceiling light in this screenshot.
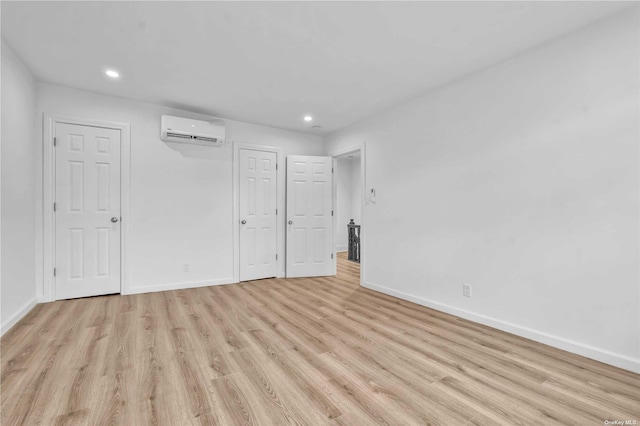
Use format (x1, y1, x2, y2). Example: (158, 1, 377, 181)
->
(105, 69, 120, 78)
(304, 115, 313, 122)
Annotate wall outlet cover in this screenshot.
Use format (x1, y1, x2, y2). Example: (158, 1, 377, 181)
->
(463, 284, 472, 297)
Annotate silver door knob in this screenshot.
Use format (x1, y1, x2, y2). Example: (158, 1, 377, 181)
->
(111, 217, 119, 223)
(241, 220, 247, 225)
(288, 220, 293, 225)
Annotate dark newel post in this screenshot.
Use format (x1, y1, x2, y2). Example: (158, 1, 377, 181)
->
(347, 219, 361, 263)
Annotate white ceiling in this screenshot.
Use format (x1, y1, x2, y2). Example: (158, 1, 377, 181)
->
(1, 1, 632, 134)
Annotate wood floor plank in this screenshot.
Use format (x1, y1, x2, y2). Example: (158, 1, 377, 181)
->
(2, 252, 639, 425)
(228, 348, 309, 425)
(211, 373, 262, 425)
(252, 345, 343, 421)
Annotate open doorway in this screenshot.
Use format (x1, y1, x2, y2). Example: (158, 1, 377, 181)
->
(332, 147, 363, 285)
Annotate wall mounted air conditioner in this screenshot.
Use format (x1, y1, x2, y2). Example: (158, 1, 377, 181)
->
(160, 115, 226, 147)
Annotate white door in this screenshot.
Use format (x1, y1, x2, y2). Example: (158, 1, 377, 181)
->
(55, 122, 121, 299)
(286, 155, 334, 278)
(239, 149, 278, 281)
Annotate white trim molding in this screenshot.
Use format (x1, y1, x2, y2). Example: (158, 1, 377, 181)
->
(126, 277, 234, 295)
(1, 298, 38, 336)
(363, 280, 640, 374)
(232, 142, 283, 283)
(43, 113, 131, 301)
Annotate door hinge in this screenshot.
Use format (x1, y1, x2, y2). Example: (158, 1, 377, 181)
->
(53, 268, 56, 277)
(276, 163, 278, 170)
(331, 253, 334, 259)
(276, 254, 278, 260)
(276, 208, 278, 215)
(53, 202, 56, 212)
(53, 137, 57, 147)
(332, 167, 334, 173)
(331, 210, 334, 216)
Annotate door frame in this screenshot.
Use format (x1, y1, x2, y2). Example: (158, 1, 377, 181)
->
(330, 142, 366, 286)
(233, 142, 283, 283)
(43, 113, 131, 301)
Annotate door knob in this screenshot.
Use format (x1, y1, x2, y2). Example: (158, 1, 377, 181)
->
(241, 220, 247, 225)
(288, 220, 293, 225)
(111, 217, 119, 223)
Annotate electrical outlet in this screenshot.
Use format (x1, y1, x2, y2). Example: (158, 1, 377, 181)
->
(183, 263, 190, 273)
(463, 284, 472, 298)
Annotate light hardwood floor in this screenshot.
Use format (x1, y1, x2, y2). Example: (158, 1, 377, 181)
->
(2, 252, 639, 425)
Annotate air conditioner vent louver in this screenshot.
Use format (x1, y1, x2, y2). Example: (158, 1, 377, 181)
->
(161, 115, 225, 147)
(166, 132, 193, 139)
(194, 136, 218, 143)
(165, 133, 218, 143)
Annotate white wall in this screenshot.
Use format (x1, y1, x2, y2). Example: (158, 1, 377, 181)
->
(35, 82, 324, 297)
(1, 40, 38, 333)
(326, 11, 639, 372)
(336, 156, 362, 251)
(336, 157, 352, 251)
(350, 157, 361, 226)
(336, 158, 349, 251)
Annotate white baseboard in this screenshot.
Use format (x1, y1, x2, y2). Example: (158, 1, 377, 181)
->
(1, 298, 38, 336)
(125, 277, 234, 295)
(363, 280, 640, 374)
(336, 245, 348, 252)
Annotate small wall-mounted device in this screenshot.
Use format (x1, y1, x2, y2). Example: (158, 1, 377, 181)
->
(160, 115, 226, 147)
(370, 188, 376, 204)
